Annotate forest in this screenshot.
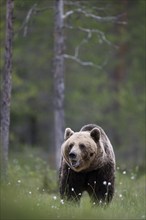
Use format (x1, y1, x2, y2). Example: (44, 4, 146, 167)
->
(0, 0, 145, 219)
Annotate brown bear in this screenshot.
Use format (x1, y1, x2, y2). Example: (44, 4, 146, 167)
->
(59, 124, 116, 205)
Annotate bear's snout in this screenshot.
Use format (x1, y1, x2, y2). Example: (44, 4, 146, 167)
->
(69, 152, 77, 159)
(68, 149, 81, 168)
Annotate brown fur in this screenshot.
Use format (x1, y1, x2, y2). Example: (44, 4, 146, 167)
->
(59, 124, 116, 205)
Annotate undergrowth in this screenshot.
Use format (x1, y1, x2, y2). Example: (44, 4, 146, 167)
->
(0, 148, 145, 220)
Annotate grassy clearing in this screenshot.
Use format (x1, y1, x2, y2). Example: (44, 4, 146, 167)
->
(0, 148, 145, 220)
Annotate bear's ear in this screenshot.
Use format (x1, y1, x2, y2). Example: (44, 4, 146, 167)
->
(90, 128, 100, 143)
(64, 128, 74, 140)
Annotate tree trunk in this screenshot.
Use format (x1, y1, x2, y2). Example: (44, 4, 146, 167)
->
(53, 0, 65, 169)
(1, 0, 14, 180)
(110, 1, 128, 146)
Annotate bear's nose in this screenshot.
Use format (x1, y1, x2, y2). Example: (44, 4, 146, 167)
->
(69, 152, 77, 159)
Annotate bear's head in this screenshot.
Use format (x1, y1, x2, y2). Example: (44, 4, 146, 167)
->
(61, 127, 106, 172)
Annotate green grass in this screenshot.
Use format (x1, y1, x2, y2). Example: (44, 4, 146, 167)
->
(0, 148, 146, 220)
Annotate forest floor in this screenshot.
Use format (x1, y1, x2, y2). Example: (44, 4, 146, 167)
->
(0, 147, 145, 220)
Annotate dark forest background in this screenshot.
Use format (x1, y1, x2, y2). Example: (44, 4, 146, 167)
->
(0, 0, 145, 170)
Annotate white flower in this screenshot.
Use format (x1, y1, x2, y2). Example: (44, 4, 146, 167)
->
(60, 199, 64, 204)
(123, 171, 126, 174)
(53, 196, 57, 200)
(17, 180, 21, 183)
(28, 191, 32, 195)
(131, 176, 135, 180)
(71, 188, 74, 191)
(94, 181, 96, 184)
(108, 182, 111, 186)
(78, 193, 82, 196)
(93, 202, 96, 205)
(103, 181, 107, 185)
(51, 205, 57, 209)
(119, 194, 122, 198)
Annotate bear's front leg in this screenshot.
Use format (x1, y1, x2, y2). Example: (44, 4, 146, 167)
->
(59, 162, 85, 203)
(86, 167, 115, 206)
(87, 181, 114, 206)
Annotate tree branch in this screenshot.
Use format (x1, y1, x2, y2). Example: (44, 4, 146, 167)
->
(75, 8, 127, 24)
(64, 54, 102, 69)
(63, 5, 127, 25)
(78, 26, 118, 48)
(14, 3, 37, 37)
(14, 4, 53, 37)
(63, 10, 74, 19)
(64, 24, 118, 68)
(23, 3, 37, 37)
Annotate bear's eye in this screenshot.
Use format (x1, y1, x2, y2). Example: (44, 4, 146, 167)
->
(79, 144, 85, 149)
(90, 153, 94, 157)
(69, 143, 73, 150)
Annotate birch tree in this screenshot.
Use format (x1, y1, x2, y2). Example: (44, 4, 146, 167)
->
(53, 0, 65, 168)
(1, 0, 14, 180)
